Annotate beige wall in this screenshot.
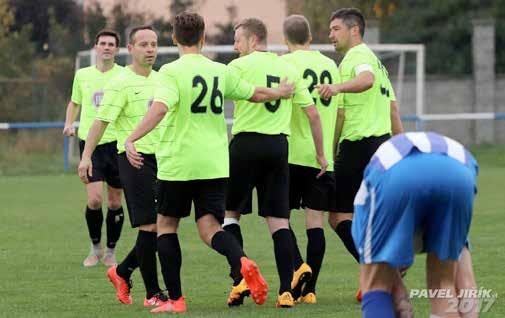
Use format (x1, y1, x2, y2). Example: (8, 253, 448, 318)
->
(84, 0, 288, 44)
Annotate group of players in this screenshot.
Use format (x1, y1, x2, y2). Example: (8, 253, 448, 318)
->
(64, 7, 479, 317)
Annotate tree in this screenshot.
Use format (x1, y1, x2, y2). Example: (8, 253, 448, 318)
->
(206, 4, 238, 64)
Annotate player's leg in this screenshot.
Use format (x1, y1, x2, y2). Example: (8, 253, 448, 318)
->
(83, 181, 104, 267)
(103, 142, 125, 266)
(298, 208, 325, 303)
(360, 263, 397, 317)
(456, 247, 478, 318)
(195, 178, 268, 306)
(224, 134, 256, 248)
(426, 253, 460, 318)
(287, 164, 311, 301)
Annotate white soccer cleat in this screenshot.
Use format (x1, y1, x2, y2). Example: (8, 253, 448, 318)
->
(83, 244, 103, 267)
(102, 248, 117, 267)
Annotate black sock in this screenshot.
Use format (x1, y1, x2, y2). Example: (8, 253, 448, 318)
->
(158, 233, 182, 300)
(211, 230, 245, 285)
(116, 246, 138, 281)
(106, 207, 124, 249)
(303, 228, 326, 295)
(223, 223, 244, 249)
(335, 220, 359, 262)
(272, 228, 294, 294)
(289, 225, 304, 269)
(85, 206, 103, 245)
(136, 230, 161, 298)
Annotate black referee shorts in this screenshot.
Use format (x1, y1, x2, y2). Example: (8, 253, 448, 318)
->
(117, 152, 157, 228)
(289, 164, 336, 212)
(334, 134, 390, 212)
(226, 132, 290, 219)
(79, 140, 121, 189)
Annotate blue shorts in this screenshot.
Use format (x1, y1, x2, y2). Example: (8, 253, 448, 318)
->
(352, 151, 477, 268)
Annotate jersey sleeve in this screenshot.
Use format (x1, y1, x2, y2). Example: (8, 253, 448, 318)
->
(70, 71, 82, 105)
(341, 51, 374, 79)
(154, 67, 180, 111)
(224, 65, 255, 101)
(96, 79, 126, 123)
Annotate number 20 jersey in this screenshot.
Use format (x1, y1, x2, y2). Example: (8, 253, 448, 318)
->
(154, 53, 255, 181)
(281, 50, 342, 171)
(228, 51, 314, 136)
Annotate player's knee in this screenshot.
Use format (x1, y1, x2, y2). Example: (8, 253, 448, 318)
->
(328, 214, 338, 230)
(139, 223, 157, 233)
(87, 196, 103, 210)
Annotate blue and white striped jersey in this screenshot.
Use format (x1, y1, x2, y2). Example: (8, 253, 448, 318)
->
(367, 132, 479, 174)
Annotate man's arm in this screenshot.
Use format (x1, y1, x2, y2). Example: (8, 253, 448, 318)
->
(248, 78, 294, 103)
(63, 101, 80, 136)
(333, 108, 345, 157)
(390, 100, 404, 135)
(78, 119, 109, 183)
(318, 71, 375, 99)
(124, 101, 168, 168)
(303, 105, 328, 177)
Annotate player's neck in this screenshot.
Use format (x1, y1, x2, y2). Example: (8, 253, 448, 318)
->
(95, 59, 114, 72)
(287, 43, 311, 52)
(179, 45, 201, 56)
(130, 63, 152, 77)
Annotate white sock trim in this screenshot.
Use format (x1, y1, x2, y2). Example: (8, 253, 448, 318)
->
(429, 315, 442, 318)
(223, 217, 240, 227)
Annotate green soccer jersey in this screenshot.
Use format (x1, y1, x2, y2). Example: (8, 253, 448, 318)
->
(339, 43, 395, 142)
(281, 50, 342, 171)
(154, 54, 255, 181)
(70, 64, 123, 144)
(96, 66, 162, 154)
(228, 51, 314, 136)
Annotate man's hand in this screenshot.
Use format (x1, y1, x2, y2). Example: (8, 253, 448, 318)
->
(278, 77, 295, 99)
(78, 157, 93, 184)
(63, 125, 75, 137)
(316, 154, 329, 178)
(317, 84, 340, 100)
(125, 139, 143, 169)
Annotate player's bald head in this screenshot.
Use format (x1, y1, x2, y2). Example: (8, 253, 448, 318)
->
(283, 15, 312, 45)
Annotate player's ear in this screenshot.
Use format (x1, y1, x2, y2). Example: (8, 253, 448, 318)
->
(127, 43, 133, 53)
(200, 33, 205, 48)
(172, 34, 178, 45)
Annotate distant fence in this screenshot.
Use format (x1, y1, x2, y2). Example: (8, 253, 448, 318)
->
(1, 114, 505, 172)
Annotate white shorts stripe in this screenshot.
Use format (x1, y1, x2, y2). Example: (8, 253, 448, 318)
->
(364, 187, 376, 264)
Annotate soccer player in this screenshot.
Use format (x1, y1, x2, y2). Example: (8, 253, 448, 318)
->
(351, 132, 478, 318)
(123, 12, 294, 313)
(63, 30, 125, 267)
(223, 17, 327, 308)
(316, 8, 403, 299)
(78, 26, 168, 307)
(280, 14, 342, 304)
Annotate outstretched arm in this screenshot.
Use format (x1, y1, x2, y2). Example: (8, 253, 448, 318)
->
(303, 105, 328, 177)
(318, 71, 375, 99)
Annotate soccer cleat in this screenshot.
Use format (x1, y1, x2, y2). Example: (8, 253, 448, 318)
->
(276, 291, 295, 308)
(107, 266, 133, 304)
(240, 257, 268, 305)
(227, 279, 251, 307)
(150, 296, 187, 313)
(356, 288, 362, 302)
(144, 291, 169, 307)
(297, 292, 317, 304)
(83, 245, 103, 267)
(102, 248, 117, 267)
(291, 262, 312, 299)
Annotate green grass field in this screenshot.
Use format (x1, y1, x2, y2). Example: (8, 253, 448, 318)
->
(1, 146, 504, 317)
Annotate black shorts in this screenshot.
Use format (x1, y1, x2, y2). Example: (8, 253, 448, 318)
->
(289, 164, 336, 212)
(226, 133, 290, 219)
(117, 153, 157, 228)
(156, 178, 227, 223)
(334, 134, 390, 212)
(79, 140, 121, 188)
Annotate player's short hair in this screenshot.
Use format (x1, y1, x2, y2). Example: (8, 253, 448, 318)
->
(129, 25, 156, 44)
(235, 18, 267, 44)
(95, 29, 120, 47)
(330, 8, 365, 38)
(283, 15, 311, 45)
(172, 12, 205, 46)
